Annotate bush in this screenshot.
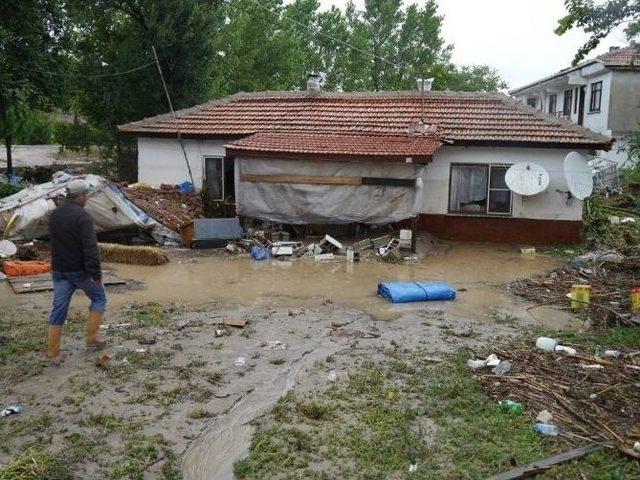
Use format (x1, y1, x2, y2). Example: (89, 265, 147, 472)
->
(53, 121, 110, 153)
(0, 182, 21, 199)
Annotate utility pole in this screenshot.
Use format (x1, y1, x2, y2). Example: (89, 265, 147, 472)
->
(151, 45, 195, 187)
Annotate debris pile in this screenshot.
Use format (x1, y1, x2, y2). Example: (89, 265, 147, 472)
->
(509, 254, 640, 325)
(475, 340, 640, 459)
(120, 184, 203, 232)
(227, 229, 416, 263)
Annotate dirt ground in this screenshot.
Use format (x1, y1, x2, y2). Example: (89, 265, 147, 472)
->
(0, 241, 580, 479)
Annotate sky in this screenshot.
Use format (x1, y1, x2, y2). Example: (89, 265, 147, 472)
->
(314, 0, 629, 89)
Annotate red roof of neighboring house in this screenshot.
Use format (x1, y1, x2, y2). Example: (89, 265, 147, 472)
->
(118, 91, 611, 149)
(599, 44, 640, 67)
(224, 132, 441, 163)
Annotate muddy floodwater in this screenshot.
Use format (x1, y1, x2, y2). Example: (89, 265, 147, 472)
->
(1, 243, 564, 322)
(0, 242, 581, 479)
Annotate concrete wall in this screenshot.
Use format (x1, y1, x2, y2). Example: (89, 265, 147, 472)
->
(137, 138, 589, 222)
(609, 70, 640, 134)
(137, 137, 227, 188)
(582, 71, 612, 135)
(423, 146, 590, 221)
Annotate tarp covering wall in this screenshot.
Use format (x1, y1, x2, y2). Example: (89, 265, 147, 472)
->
(235, 157, 426, 224)
(0, 174, 176, 242)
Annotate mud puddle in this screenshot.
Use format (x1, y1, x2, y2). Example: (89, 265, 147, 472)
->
(0, 243, 562, 324)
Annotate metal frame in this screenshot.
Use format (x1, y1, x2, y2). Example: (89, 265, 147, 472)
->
(447, 163, 513, 216)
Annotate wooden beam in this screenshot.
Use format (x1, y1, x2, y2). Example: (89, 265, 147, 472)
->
(486, 444, 602, 480)
(240, 174, 361, 186)
(240, 174, 417, 188)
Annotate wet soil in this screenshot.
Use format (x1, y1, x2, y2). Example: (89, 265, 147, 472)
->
(0, 242, 578, 479)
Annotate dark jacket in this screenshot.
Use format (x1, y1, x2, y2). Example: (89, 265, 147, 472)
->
(49, 200, 101, 279)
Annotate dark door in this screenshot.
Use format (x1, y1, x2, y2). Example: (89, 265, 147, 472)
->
(577, 86, 586, 125)
(204, 157, 223, 201)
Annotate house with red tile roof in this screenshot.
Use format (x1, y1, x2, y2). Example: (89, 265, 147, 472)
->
(510, 43, 640, 167)
(119, 79, 611, 244)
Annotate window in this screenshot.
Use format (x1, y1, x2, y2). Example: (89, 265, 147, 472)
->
(589, 81, 602, 112)
(449, 164, 512, 215)
(526, 97, 537, 108)
(548, 94, 557, 114)
(563, 89, 573, 116)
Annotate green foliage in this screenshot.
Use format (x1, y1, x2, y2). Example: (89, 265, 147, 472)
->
(0, 0, 68, 171)
(54, 121, 110, 152)
(0, 446, 71, 480)
(0, 182, 21, 199)
(556, 0, 640, 64)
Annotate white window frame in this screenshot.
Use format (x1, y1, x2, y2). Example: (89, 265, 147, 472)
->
(487, 164, 513, 215)
(203, 156, 225, 201)
(448, 163, 512, 216)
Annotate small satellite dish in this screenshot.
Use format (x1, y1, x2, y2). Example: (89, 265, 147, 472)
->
(505, 162, 550, 196)
(564, 152, 593, 200)
(0, 239, 17, 259)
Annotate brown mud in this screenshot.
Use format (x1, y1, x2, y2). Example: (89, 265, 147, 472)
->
(0, 242, 579, 479)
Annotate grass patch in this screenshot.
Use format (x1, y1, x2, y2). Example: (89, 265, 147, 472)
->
(234, 347, 639, 479)
(204, 370, 223, 385)
(128, 302, 170, 327)
(0, 446, 71, 480)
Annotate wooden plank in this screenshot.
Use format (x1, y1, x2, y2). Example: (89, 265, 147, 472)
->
(212, 318, 248, 328)
(240, 174, 361, 186)
(361, 177, 416, 187)
(487, 444, 602, 480)
(8, 274, 126, 294)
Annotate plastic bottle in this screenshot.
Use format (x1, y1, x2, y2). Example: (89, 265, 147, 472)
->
(536, 337, 558, 352)
(555, 345, 577, 355)
(498, 400, 523, 415)
(604, 350, 620, 358)
(534, 423, 560, 436)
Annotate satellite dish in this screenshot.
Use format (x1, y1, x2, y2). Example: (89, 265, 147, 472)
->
(0, 239, 17, 259)
(564, 152, 593, 200)
(505, 162, 550, 196)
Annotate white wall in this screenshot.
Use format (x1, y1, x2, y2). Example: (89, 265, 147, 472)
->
(582, 71, 612, 135)
(137, 137, 228, 188)
(423, 146, 591, 221)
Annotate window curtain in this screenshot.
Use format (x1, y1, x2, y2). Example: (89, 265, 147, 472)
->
(449, 165, 488, 212)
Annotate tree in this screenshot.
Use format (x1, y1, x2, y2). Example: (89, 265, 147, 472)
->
(442, 65, 507, 92)
(66, 0, 224, 135)
(556, 0, 640, 64)
(0, 0, 65, 176)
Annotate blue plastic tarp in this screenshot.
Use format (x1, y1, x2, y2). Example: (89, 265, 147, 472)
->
(377, 281, 456, 303)
(250, 245, 271, 261)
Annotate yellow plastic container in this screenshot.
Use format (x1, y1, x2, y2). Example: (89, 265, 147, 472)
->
(571, 284, 592, 310)
(631, 287, 640, 314)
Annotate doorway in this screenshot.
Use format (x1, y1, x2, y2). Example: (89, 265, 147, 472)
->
(577, 86, 586, 125)
(204, 156, 235, 217)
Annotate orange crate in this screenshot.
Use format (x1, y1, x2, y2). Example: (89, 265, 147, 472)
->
(3, 260, 51, 277)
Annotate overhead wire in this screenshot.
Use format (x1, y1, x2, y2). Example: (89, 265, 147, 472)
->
(20, 61, 155, 79)
(238, 0, 404, 70)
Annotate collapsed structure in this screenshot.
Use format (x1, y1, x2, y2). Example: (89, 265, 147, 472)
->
(119, 80, 612, 244)
(0, 173, 179, 244)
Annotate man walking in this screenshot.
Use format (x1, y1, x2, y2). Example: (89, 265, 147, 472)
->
(47, 179, 106, 363)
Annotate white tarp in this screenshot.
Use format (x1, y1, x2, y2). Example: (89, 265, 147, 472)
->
(235, 157, 425, 224)
(0, 174, 177, 242)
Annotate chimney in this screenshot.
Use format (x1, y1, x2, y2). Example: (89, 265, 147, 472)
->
(416, 78, 434, 92)
(307, 72, 322, 92)
(609, 46, 621, 52)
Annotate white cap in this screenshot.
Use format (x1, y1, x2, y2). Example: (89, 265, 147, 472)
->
(66, 179, 91, 197)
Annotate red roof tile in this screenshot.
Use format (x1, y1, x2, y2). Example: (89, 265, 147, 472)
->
(599, 44, 640, 67)
(119, 91, 611, 149)
(224, 132, 441, 162)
